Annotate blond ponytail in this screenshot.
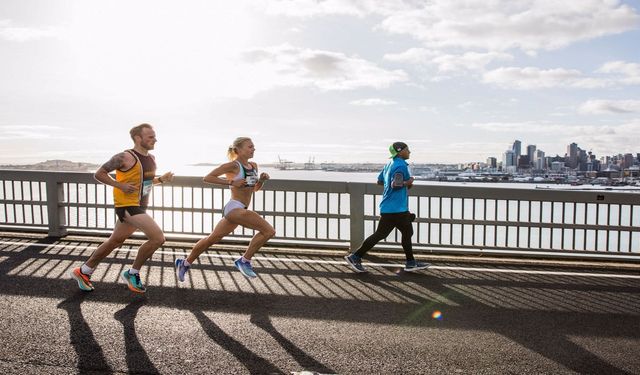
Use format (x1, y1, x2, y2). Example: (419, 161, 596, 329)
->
(227, 137, 252, 160)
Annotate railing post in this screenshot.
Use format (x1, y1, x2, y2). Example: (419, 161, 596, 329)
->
(46, 177, 67, 237)
(349, 183, 365, 250)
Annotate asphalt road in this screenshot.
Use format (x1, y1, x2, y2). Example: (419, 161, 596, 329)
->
(1, 233, 639, 374)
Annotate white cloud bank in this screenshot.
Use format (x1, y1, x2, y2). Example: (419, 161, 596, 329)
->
(597, 61, 640, 85)
(259, 1, 640, 53)
(0, 125, 67, 140)
(482, 59, 640, 90)
(0, 20, 63, 41)
(482, 67, 610, 89)
(350, 98, 397, 106)
(233, 44, 408, 96)
(579, 99, 640, 114)
(384, 48, 513, 74)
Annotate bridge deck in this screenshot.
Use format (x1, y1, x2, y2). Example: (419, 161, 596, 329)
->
(1, 232, 640, 374)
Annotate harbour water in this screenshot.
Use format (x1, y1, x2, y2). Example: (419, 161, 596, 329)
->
(175, 164, 640, 192)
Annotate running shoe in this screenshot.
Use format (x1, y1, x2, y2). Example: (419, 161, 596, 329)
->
(174, 257, 190, 282)
(70, 267, 94, 291)
(344, 254, 367, 273)
(120, 269, 146, 293)
(234, 258, 257, 278)
(404, 260, 430, 272)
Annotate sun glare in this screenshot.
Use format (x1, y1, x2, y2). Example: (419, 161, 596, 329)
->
(65, 1, 258, 105)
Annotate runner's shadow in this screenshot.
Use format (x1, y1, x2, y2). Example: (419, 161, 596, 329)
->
(114, 298, 159, 375)
(57, 291, 113, 373)
(250, 311, 334, 374)
(192, 309, 283, 375)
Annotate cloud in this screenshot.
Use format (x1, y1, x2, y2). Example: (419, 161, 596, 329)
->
(0, 20, 63, 42)
(579, 99, 640, 114)
(571, 120, 640, 154)
(470, 121, 623, 136)
(256, 0, 368, 17)
(482, 67, 610, 89)
(381, 1, 640, 52)
(350, 98, 397, 106)
(0, 125, 70, 140)
(258, 1, 639, 53)
(596, 60, 640, 85)
(472, 121, 554, 133)
(481, 60, 640, 90)
(232, 44, 408, 96)
(253, 0, 415, 18)
(384, 48, 440, 65)
(385, 48, 512, 74)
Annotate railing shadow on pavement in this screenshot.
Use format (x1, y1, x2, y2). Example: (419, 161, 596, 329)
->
(2, 236, 640, 374)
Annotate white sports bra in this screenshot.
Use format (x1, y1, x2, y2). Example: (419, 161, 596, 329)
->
(232, 161, 259, 186)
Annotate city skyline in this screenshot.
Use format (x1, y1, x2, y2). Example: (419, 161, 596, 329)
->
(488, 138, 639, 170)
(1, 1, 639, 171)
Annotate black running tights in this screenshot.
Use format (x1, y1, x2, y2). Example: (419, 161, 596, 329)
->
(353, 212, 414, 261)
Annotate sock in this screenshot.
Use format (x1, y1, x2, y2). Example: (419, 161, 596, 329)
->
(128, 268, 140, 275)
(241, 256, 251, 263)
(183, 259, 191, 267)
(80, 264, 94, 275)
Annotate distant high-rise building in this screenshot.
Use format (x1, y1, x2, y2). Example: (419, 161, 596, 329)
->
(503, 149, 516, 169)
(577, 149, 589, 171)
(518, 155, 530, 169)
(486, 157, 497, 169)
(526, 145, 536, 166)
(512, 140, 522, 166)
(623, 153, 635, 169)
(534, 150, 545, 170)
(551, 161, 565, 171)
(566, 143, 578, 168)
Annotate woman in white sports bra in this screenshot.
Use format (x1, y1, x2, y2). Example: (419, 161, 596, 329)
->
(175, 137, 274, 279)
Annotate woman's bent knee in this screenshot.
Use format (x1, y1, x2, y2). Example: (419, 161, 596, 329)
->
(262, 226, 276, 239)
(148, 235, 165, 248)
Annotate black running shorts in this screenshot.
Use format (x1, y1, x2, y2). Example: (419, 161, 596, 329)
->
(115, 206, 147, 223)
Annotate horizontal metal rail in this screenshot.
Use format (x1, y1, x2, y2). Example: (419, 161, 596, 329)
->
(0, 170, 639, 260)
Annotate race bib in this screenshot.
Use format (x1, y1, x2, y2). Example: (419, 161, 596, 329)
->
(142, 180, 153, 196)
(245, 175, 259, 187)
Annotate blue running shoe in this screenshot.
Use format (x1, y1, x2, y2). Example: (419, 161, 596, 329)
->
(344, 254, 367, 273)
(174, 257, 190, 282)
(120, 269, 146, 293)
(234, 258, 257, 278)
(404, 260, 430, 272)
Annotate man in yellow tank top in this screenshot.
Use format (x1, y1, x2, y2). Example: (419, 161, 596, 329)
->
(69, 123, 174, 294)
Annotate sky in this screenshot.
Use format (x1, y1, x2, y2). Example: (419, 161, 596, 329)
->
(1, 0, 639, 170)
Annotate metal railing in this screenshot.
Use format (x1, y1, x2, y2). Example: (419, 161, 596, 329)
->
(1, 170, 639, 260)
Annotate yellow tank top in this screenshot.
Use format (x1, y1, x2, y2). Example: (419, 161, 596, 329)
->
(113, 150, 156, 207)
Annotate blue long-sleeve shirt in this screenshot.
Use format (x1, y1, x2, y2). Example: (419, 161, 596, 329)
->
(377, 157, 411, 214)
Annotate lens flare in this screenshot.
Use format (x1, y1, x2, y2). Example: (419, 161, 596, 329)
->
(432, 310, 443, 320)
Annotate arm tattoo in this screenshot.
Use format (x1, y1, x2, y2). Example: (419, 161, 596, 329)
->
(101, 153, 125, 172)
